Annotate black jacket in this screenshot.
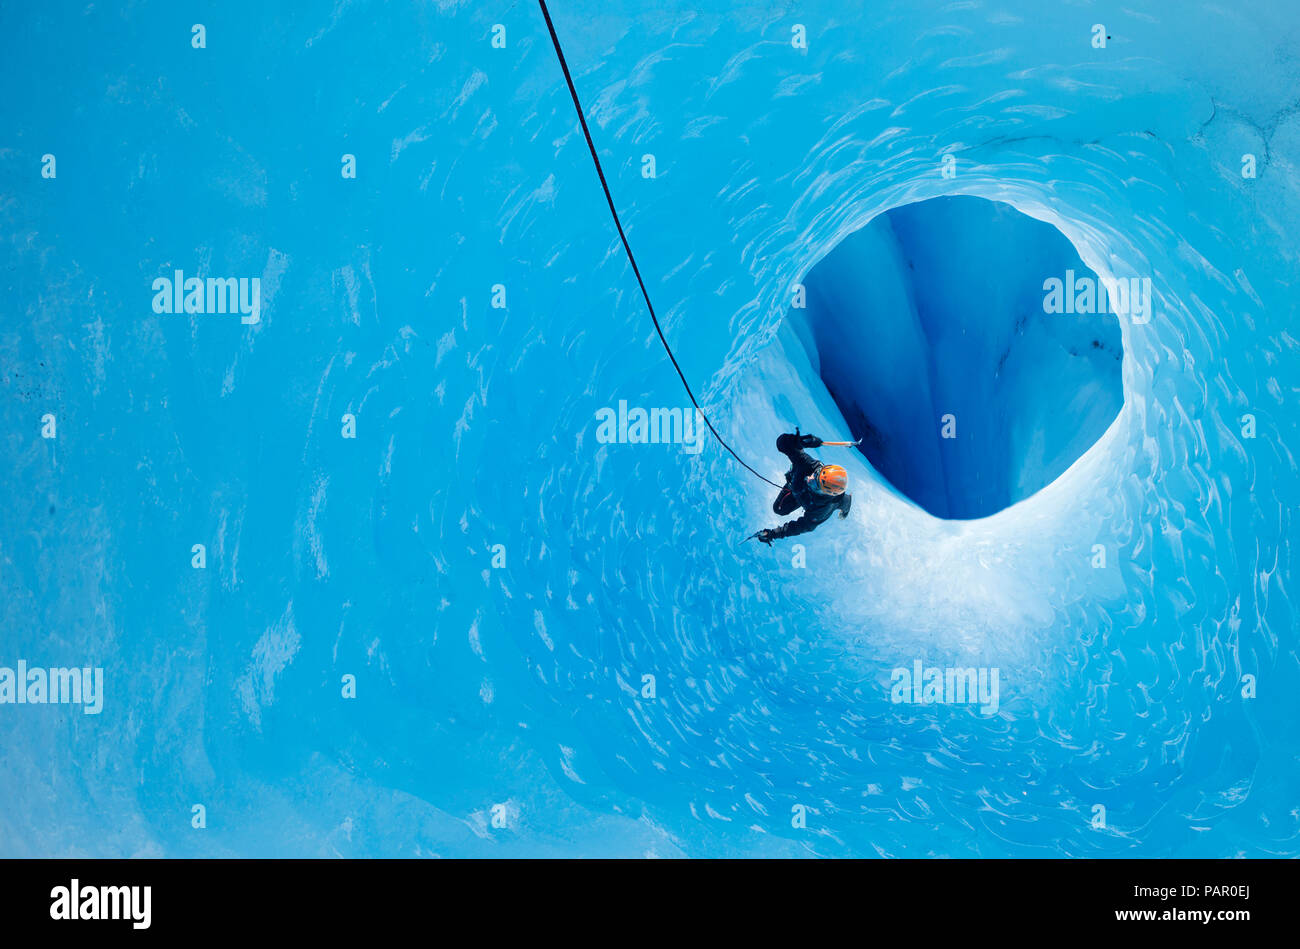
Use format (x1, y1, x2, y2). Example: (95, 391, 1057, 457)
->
(770, 433, 852, 538)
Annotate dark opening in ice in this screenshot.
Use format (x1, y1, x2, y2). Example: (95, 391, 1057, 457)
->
(789, 196, 1124, 519)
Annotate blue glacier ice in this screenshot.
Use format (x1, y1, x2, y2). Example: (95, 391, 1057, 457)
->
(0, 0, 1297, 858)
(790, 194, 1124, 519)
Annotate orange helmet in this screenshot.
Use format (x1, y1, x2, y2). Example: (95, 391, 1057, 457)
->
(811, 464, 848, 496)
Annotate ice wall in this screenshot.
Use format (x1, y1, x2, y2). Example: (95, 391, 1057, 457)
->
(0, 0, 1297, 858)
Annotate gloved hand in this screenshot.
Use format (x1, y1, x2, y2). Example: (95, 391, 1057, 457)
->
(757, 528, 777, 545)
(792, 426, 821, 448)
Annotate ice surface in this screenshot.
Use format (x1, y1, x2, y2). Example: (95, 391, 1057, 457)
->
(0, 0, 1297, 857)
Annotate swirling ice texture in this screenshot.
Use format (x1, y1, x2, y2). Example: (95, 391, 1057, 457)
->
(0, 0, 1296, 856)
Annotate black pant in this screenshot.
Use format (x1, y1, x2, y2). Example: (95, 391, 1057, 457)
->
(772, 485, 799, 516)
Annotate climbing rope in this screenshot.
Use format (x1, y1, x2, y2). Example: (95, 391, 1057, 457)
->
(539, 0, 783, 490)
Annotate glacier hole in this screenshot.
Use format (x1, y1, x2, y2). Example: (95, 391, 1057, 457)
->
(788, 195, 1125, 520)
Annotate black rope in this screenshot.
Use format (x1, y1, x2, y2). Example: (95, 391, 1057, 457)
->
(538, 0, 783, 490)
